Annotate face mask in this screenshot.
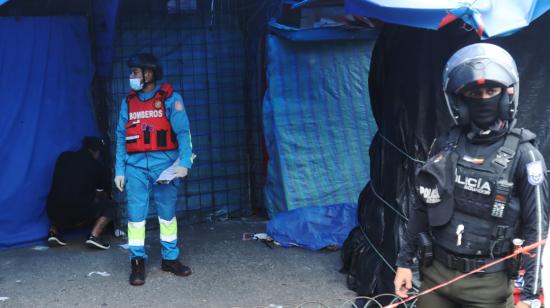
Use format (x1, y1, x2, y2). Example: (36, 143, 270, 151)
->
(463, 94, 501, 130)
(129, 77, 143, 91)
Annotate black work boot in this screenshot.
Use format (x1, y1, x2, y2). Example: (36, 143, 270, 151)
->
(161, 259, 192, 277)
(129, 257, 146, 286)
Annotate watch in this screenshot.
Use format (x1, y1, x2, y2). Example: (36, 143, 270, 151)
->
(521, 299, 541, 308)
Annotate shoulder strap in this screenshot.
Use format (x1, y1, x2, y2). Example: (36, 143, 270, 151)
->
(157, 83, 174, 101)
(489, 130, 522, 221)
(492, 129, 522, 176)
(442, 126, 462, 152)
(127, 90, 138, 101)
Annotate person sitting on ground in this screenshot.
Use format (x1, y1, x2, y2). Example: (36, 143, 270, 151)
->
(46, 136, 115, 250)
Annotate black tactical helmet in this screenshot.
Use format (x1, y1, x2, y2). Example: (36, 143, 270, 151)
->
(127, 53, 163, 81)
(442, 43, 519, 127)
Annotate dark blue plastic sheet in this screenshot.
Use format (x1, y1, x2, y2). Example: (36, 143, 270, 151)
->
(0, 17, 98, 248)
(267, 203, 358, 250)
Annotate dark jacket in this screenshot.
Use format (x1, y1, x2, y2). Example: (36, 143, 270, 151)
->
(47, 149, 110, 207)
(397, 128, 549, 300)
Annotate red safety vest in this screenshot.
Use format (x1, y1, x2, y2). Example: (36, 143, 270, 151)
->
(125, 83, 179, 153)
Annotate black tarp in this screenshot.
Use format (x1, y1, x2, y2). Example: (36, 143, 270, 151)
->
(341, 11, 550, 299)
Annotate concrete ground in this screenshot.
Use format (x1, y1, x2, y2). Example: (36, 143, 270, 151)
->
(0, 219, 359, 308)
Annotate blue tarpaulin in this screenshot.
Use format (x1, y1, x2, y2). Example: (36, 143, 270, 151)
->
(267, 203, 358, 250)
(262, 33, 378, 249)
(0, 17, 98, 248)
(263, 34, 378, 216)
(345, 0, 550, 38)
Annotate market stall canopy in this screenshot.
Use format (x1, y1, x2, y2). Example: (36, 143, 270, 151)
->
(345, 0, 550, 38)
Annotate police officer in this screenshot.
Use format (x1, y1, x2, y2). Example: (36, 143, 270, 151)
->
(394, 43, 548, 308)
(114, 53, 194, 286)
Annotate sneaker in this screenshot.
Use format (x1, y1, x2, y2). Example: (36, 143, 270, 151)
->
(161, 259, 192, 277)
(47, 231, 67, 247)
(85, 235, 110, 250)
(130, 257, 146, 286)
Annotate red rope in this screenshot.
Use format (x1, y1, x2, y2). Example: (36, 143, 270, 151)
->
(386, 239, 547, 308)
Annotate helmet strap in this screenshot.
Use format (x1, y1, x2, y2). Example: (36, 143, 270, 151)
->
(453, 96, 470, 127)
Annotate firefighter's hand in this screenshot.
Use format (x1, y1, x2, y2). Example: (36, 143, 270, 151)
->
(114, 176, 125, 192)
(394, 267, 413, 298)
(174, 166, 188, 178)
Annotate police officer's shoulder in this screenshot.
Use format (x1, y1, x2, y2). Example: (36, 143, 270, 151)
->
(512, 128, 536, 142)
(512, 127, 538, 148)
(429, 126, 463, 156)
(513, 128, 544, 161)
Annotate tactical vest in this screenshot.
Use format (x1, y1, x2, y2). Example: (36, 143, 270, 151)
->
(125, 83, 179, 153)
(431, 128, 526, 258)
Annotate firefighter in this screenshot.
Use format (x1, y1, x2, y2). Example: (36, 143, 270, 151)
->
(114, 53, 193, 286)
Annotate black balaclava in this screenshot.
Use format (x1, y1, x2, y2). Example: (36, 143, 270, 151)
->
(462, 92, 502, 130)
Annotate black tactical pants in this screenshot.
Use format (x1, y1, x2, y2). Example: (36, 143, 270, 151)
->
(417, 260, 514, 308)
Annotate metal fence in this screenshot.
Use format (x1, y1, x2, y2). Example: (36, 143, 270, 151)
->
(92, 0, 279, 230)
